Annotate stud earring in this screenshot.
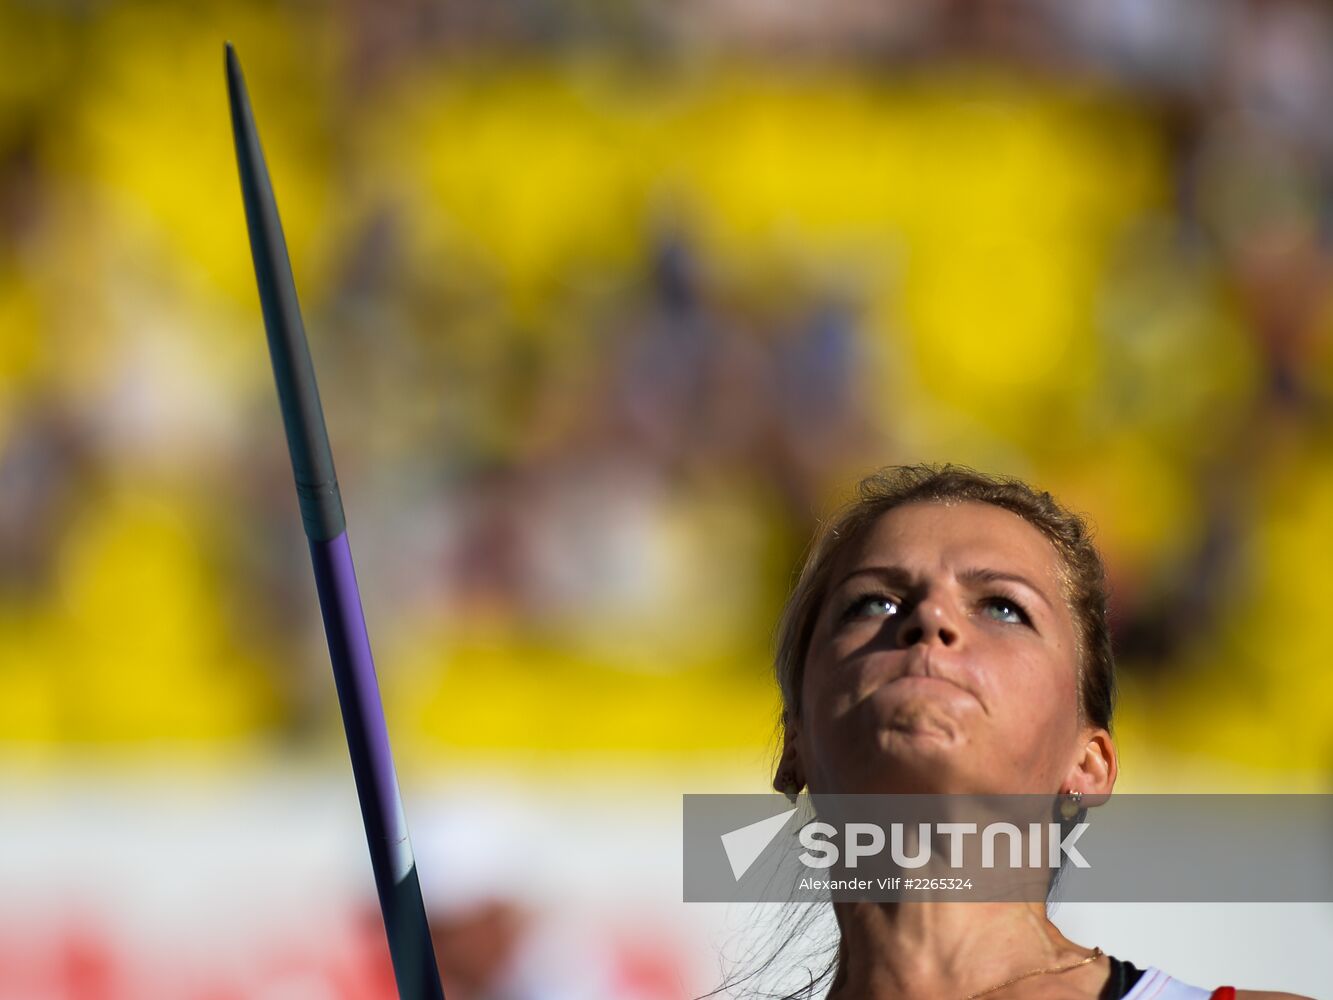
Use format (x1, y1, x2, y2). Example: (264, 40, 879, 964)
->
(1059, 789, 1084, 822)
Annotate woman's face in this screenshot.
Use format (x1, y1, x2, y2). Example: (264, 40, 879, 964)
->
(785, 500, 1109, 796)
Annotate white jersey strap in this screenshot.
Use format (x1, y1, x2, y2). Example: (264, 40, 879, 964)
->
(1123, 967, 1214, 1000)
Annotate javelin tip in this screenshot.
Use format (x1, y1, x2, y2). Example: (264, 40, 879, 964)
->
(224, 41, 240, 83)
(224, 42, 250, 134)
(225, 40, 346, 542)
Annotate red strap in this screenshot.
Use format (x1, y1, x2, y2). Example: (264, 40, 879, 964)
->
(1209, 989, 1237, 1000)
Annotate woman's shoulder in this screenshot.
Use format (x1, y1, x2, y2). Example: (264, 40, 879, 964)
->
(1117, 965, 1314, 1000)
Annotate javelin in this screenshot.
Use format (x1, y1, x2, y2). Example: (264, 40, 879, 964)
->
(225, 42, 446, 1000)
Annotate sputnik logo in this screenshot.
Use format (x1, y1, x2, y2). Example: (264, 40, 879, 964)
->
(721, 807, 799, 880)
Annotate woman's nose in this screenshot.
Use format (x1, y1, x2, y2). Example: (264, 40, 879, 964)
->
(896, 598, 960, 648)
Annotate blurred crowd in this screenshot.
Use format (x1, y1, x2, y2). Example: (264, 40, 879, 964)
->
(2, 0, 1333, 770)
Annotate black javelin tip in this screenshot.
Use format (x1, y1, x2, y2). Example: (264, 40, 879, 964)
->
(225, 43, 346, 542)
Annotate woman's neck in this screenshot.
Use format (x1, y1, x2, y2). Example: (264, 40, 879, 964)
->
(825, 900, 1096, 1000)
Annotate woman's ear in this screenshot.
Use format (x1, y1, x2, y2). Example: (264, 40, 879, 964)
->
(1062, 727, 1117, 804)
(773, 711, 807, 800)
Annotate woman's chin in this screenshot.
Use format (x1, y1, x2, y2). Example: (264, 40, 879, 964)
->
(821, 731, 976, 795)
(875, 704, 969, 750)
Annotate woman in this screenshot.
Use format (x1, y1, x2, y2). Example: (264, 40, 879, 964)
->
(752, 464, 1309, 1000)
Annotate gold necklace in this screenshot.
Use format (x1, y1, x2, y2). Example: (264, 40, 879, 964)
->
(964, 946, 1104, 999)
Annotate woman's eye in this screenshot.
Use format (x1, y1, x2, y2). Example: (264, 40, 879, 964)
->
(982, 597, 1028, 625)
(845, 594, 901, 621)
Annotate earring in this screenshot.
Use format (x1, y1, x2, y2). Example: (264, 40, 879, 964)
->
(1059, 789, 1084, 822)
(778, 772, 801, 804)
